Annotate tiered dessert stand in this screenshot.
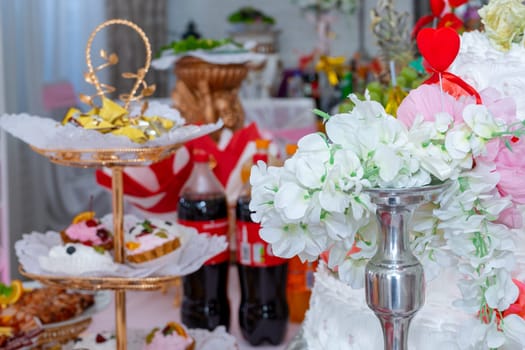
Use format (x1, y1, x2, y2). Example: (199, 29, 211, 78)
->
(17, 19, 209, 350)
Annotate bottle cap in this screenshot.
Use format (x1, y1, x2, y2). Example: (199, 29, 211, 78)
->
(255, 139, 271, 150)
(253, 153, 268, 163)
(193, 149, 209, 163)
(285, 144, 298, 156)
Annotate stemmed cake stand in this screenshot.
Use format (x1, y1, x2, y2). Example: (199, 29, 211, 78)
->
(17, 19, 218, 350)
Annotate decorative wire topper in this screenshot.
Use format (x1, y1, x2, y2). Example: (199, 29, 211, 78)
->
(82, 19, 156, 111)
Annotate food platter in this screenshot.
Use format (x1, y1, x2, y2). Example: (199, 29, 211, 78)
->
(31, 282, 109, 346)
(2, 282, 111, 347)
(23, 282, 112, 328)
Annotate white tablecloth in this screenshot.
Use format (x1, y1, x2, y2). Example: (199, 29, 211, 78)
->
(88, 265, 302, 350)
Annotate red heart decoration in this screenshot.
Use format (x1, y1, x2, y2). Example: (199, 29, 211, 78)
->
(417, 27, 460, 73)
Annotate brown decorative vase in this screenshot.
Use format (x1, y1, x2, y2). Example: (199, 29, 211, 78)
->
(171, 56, 249, 133)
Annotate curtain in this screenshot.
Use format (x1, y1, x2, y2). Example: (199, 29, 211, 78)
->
(1, 0, 48, 281)
(106, 0, 169, 98)
(0, 0, 110, 279)
(38, 0, 111, 236)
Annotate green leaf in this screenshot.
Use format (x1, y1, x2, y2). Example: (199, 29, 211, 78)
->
(458, 177, 469, 192)
(0, 283, 13, 297)
(142, 220, 154, 233)
(504, 138, 513, 151)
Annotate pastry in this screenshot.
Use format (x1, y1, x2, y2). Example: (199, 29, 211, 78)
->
(60, 211, 113, 250)
(125, 219, 181, 264)
(144, 322, 195, 350)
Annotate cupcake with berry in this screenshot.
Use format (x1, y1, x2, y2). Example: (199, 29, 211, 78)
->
(144, 322, 195, 350)
(125, 219, 181, 264)
(61, 211, 113, 250)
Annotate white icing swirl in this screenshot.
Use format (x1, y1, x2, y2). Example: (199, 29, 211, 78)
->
(450, 31, 525, 120)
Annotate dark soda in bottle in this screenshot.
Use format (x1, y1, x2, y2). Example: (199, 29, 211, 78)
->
(236, 153, 288, 345)
(177, 149, 230, 331)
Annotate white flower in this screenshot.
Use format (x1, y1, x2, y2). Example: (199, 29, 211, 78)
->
(503, 314, 525, 346)
(485, 269, 519, 310)
(319, 166, 351, 213)
(294, 134, 330, 188)
(463, 104, 504, 139)
(274, 181, 312, 221)
(486, 321, 506, 348)
(434, 112, 453, 133)
(458, 319, 504, 349)
(337, 258, 367, 289)
(444, 126, 472, 160)
(372, 144, 403, 183)
(414, 143, 453, 181)
(259, 211, 329, 259)
(249, 161, 281, 223)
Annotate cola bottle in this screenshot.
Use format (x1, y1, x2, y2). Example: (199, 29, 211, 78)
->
(177, 149, 230, 331)
(236, 153, 288, 345)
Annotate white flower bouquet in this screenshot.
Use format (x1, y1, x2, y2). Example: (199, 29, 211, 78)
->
(250, 3, 525, 347)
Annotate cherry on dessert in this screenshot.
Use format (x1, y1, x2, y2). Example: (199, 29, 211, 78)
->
(136, 231, 152, 238)
(66, 246, 76, 255)
(95, 334, 107, 343)
(96, 229, 109, 241)
(86, 219, 98, 227)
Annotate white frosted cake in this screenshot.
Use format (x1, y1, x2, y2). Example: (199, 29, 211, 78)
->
(303, 263, 468, 350)
(303, 253, 525, 350)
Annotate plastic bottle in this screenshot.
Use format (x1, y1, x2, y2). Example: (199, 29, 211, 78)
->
(177, 149, 230, 331)
(285, 144, 318, 323)
(236, 152, 289, 345)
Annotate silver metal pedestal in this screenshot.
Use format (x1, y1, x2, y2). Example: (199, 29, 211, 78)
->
(364, 184, 447, 350)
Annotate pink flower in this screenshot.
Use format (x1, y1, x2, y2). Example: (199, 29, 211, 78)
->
(477, 88, 517, 125)
(397, 84, 466, 128)
(497, 206, 523, 229)
(397, 85, 517, 130)
(490, 137, 525, 205)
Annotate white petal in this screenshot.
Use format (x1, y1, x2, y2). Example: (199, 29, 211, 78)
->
(486, 324, 505, 348)
(503, 314, 525, 346)
(274, 182, 310, 220)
